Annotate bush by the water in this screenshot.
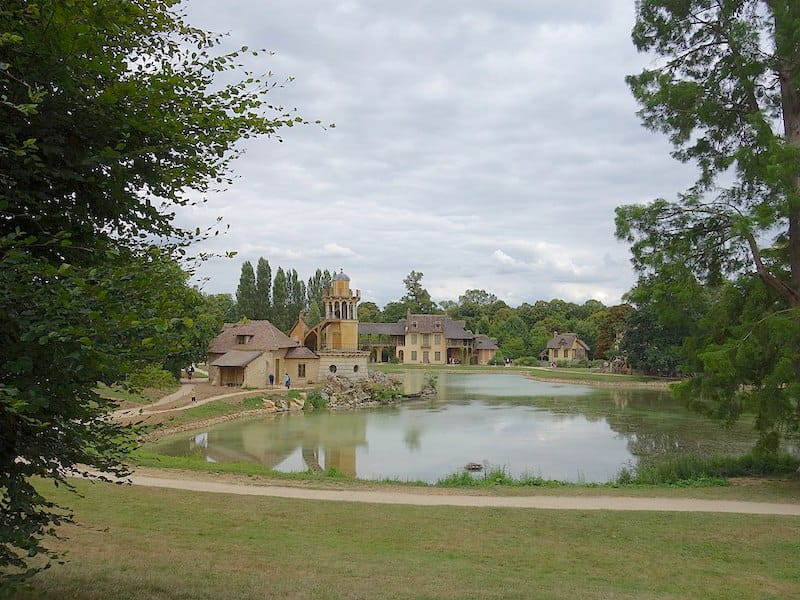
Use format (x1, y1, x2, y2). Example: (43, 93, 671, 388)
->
(128, 364, 176, 390)
(616, 452, 800, 485)
(437, 467, 562, 488)
(513, 356, 539, 366)
(305, 389, 327, 410)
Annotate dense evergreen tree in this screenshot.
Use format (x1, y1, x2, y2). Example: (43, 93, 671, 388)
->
(617, 0, 800, 445)
(255, 258, 272, 320)
(271, 267, 289, 331)
(236, 261, 258, 319)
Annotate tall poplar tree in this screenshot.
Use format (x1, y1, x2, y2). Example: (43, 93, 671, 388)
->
(271, 267, 288, 331)
(236, 261, 258, 319)
(255, 257, 272, 320)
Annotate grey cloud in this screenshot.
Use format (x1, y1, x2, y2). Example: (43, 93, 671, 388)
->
(175, 0, 689, 307)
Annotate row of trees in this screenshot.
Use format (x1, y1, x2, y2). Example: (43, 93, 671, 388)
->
(225, 260, 337, 331)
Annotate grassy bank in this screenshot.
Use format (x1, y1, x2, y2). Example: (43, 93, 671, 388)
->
(14, 479, 800, 599)
(372, 363, 668, 385)
(129, 451, 800, 503)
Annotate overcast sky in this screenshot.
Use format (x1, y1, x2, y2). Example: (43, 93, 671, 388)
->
(175, 0, 696, 308)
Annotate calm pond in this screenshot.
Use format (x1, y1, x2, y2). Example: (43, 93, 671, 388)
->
(149, 370, 763, 483)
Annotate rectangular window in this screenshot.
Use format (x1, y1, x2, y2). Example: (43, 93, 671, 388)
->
(298, 364, 306, 378)
(411, 334, 418, 345)
(423, 351, 429, 363)
(422, 334, 430, 346)
(553, 349, 559, 359)
(411, 351, 417, 361)
(434, 334, 441, 345)
(434, 351, 441, 362)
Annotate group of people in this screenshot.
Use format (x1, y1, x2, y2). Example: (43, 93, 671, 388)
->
(186, 365, 292, 389)
(268, 372, 292, 389)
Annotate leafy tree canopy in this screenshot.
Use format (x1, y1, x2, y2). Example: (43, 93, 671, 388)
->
(617, 0, 800, 446)
(401, 271, 438, 314)
(618, 0, 800, 305)
(1, 0, 309, 584)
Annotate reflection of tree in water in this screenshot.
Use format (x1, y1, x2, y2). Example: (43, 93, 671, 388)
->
(403, 426, 422, 452)
(503, 388, 758, 458)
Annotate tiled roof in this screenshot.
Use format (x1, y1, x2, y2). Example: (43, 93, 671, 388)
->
(208, 320, 299, 353)
(475, 335, 499, 350)
(284, 346, 318, 359)
(544, 333, 590, 351)
(360, 315, 475, 340)
(359, 322, 405, 336)
(210, 350, 262, 367)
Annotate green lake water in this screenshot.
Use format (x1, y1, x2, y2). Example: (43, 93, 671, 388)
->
(148, 371, 764, 483)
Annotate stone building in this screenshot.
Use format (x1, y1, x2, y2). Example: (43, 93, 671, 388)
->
(207, 320, 319, 387)
(208, 270, 369, 387)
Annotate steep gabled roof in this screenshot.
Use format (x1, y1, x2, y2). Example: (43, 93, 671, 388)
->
(208, 320, 299, 354)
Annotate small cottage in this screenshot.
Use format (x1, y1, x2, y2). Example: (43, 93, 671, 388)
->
(542, 332, 590, 363)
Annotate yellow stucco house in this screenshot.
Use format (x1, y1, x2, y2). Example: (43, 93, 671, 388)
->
(359, 312, 498, 365)
(208, 270, 369, 387)
(542, 332, 590, 363)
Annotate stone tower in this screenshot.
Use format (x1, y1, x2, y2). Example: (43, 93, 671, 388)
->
(321, 269, 360, 350)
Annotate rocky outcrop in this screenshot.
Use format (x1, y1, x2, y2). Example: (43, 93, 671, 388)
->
(320, 371, 403, 410)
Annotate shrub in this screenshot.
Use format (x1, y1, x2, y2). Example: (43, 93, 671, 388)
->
(128, 364, 176, 390)
(617, 452, 800, 485)
(424, 372, 438, 389)
(305, 388, 327, 410)
(514, 356, 539, 366)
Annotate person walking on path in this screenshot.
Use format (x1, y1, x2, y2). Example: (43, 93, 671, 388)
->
(268, 373, 275, 387)
(284, 372, 291, 389)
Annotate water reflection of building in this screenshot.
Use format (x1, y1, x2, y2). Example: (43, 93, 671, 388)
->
(187, 412, 368, 477)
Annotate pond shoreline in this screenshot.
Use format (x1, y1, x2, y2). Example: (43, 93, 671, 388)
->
(523, 371, 676, 389)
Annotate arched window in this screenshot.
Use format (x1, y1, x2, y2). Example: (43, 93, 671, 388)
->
(329, 364, 337, 374)
(353, 365, 359, 373)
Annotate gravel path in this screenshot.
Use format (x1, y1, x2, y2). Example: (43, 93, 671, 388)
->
(114, 471, 800, 515)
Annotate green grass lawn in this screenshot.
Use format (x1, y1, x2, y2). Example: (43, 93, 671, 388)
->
(14, 479, 800, 599)
(95, 382, 178, 405)
(129, 453, 800, 504)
